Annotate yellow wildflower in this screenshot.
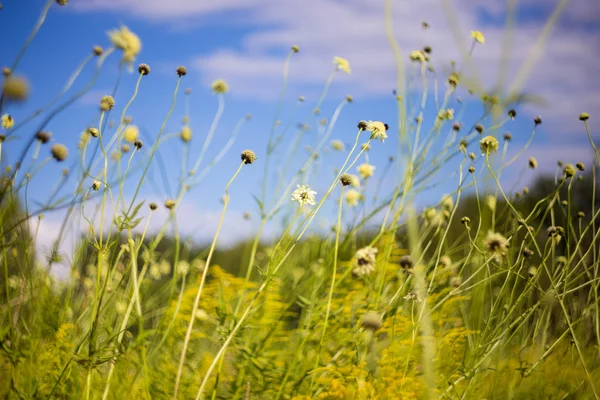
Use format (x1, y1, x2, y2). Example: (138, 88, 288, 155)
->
(333, 56, 351, 73)
(471, 30, 485, 44)
(1, 114, 14, 129)
(123, 125, 139, 143)
(108, 25, 141, 63)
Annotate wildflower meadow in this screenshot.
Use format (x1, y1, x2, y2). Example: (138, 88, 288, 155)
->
(1, 0, 599, 399)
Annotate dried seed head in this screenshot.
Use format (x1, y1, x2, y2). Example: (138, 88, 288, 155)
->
(3, 76, 30, 102)
(579, 113, 590, 121)
(503, 132, 512, 141)
(241, 149, 257, 164)
(56, 0, 68, 6)
(176, 66, 187, 77)
(475, 124, 484, 133)
(346, 95, 353, 103)
(134, 140, 143, 149)
(93, 46, 103, 56)
(533, 115, 542, 125)
(361, 311, 382, 331)
(357, 120, 368, 130)
(92, 180, 101, 191)
(291, 45, 300, 53)
(423, 45, 432, 54)
(508, 109, 517, 119)
(577, 211, 585, 218)
(576, 162, 585, 171)
(149, 202, 158, 211)
(469, 166, 475, 173)
(528, 157, 538, 169)
(523, 186, 529, 195)
(51, 144, 68, 161)
(36, 131, 52, 144)
(522, 248, 534, 258)
(340, 173, 353, 186)
(448, 73, 459, 87)
(469, 152, 476, 160)
(453, 122, 461, 131)
(100, 95, 115, 111)
(138, 63, 150, 75)
(461, 216, 471, 229)
(0, 134, 5, 143)
(165, 199, 176, 210)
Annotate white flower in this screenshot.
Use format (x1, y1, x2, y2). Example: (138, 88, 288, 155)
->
(345, 189, 362, 207)
(365, 121, 388, 142)
(292, 184, 317, 206)
(352, 246, 378, 277)
(357, 163, 375, 179)
(177, 261, 190, 276)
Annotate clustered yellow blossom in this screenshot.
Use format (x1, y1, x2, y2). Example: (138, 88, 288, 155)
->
(108, 25, 142, 64)
(479, 135, 499, 155)
(333, 56, 351, 74)
(211, 79, 229, 94)
(123, 125, 139, 143)
(471, 30, 485, 44)
(1, 114, 14, 129)
(357, 163, 375, 179)
(345, 189, 362, 207)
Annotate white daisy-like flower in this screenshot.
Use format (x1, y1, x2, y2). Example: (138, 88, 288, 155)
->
(352, 246, 378, 277)
(292, 184, 317, 206)
(357, 163, 375, 179)
(365, 120, 388, 142)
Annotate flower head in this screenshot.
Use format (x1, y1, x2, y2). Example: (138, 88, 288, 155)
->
(138, 63, 150, 75)
(483, 231, 508, 261)
(241, 149, 257, 164)
(362, 311, 382, 331)
(345, 189, 362, 207)
(292, 184, 316, 206)
(365, 120, 388, 142)
(579, 113, 590, 121)
(330, 139, 345, 151)
(352, 246, 378, 277)
(36, 131, 52, 144)
(108, 25, 141, 64)
(357, 163, 375, 179)
(3, 76, 29, 102)
(471, 30, 485, 44)
(176, 66, 187, 77)
(123, 125, 139, 143)
(211, 79, 228, 94)
(1, 114, 14, 129)
(409, 50, 426, 63)
(100, 95, 115, 112)
(479, 135, 499, 155)
(333, 57, 351, 73)
(180, 126, 192, 142)
(528, 157, 538, 169)
(51, 144, 68, 162)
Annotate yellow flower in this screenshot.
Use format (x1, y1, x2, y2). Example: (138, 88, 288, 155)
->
(1, 114, 14, 129)
(211, 79, 229, 94)
(479, 135, 499, 155)
(345, 189, 362, 207)
(330, 140, 345, 151)
(357, 163, 375, 179)
(471, 30, 485, 44)
(180, 126, 192, 142)
(409, 50, 426, 63)
(333, 56, 351, 74)
(123, 125, 139, 143)
(108, 25, 142, 63)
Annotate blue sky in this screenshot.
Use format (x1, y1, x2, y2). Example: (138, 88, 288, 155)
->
(1, 0, 598, 271)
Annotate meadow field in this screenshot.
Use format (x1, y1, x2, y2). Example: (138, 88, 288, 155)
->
(1, 0, 599, 398)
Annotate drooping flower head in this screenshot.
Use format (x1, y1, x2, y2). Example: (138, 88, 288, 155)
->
(333, 57, 351, 74)
(292, 184, 317, 206)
